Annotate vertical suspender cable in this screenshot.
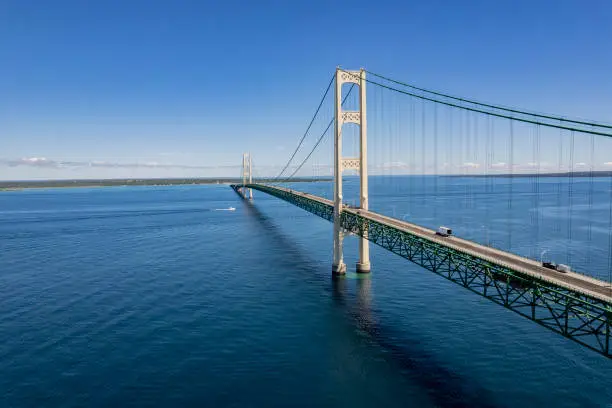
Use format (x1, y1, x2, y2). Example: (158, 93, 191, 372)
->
(485, 114, 491, 246)
(489, 118, 495, 247)
(460, 109, 466, 226)
(508, 120, 514, 251)
(557, 126, 564, 236)
(387, 81, 393, 190)
(535, 123, 541, 260)
(434, 103, 438, 222)
(466, 110, 472, 213)
(448, 107, 454, 228)
(568, 131, 575, 267)
(397, 86, 403, 208)
(382, 83, 388, 188)
(530, 121, 537, 259)
(608, 172, 612, 291)
(587, 131, 595, 276)
(463, 108, 467, 226)
(474, 111, 479, 233)
(396, 89, 401, 207)
(410, 94, 416, 219)
(446, 105, 453, 227)
(421, 98, 427, 221)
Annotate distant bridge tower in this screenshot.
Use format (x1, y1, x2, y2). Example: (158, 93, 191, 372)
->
(241, 152, 253, 199)
(333, 67, 370, 275)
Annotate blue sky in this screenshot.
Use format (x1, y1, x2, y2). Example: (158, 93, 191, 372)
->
(1, 0, 611, 180)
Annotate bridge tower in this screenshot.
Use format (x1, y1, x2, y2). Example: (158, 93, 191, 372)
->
(241, 152, 253, 199)
(332, 68, 370, 275)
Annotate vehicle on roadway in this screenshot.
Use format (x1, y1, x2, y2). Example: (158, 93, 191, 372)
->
(436, 226, 453, 237)
(541, 261, 571, 273)
(556, 264, 571, 273)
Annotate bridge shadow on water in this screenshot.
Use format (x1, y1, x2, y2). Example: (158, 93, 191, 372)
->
(333, 277, 497, 408)
(240, 198, 496, 408)
(238, 198, 322, 280)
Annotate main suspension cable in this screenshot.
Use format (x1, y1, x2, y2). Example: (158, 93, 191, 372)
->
(273, 73, 335, 181)
(366, 69, 612, 130)
(355, 75, 612, 138)
(276, 85, 356, 184)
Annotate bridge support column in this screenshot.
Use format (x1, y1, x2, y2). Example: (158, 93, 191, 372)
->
(332, 228, 346, 275)
(241, 152, 253, 200)
(357, 68, 370, 273)
(333, 68, 346, 275)
(333, 67, 370, 275)
(248, 154, 253, 200)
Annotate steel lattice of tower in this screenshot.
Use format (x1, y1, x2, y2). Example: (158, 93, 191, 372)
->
(333, 68, 370, 275)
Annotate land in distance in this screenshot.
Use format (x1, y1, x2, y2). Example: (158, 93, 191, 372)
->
(0, 178, 329, 191)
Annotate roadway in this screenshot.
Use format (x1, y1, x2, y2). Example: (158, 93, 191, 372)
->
(271, 185, 612, 304)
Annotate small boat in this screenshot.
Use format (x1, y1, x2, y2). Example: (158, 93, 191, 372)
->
(215, 207, 236, 211)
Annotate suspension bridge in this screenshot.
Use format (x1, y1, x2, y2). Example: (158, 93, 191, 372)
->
(231, 67, 612, 359)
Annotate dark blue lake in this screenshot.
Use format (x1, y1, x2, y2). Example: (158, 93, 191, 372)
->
(1, 177, 611, 407)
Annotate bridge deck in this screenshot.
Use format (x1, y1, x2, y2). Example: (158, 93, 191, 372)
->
(267, 185, 612, 304)
(233, 182, 612, 356)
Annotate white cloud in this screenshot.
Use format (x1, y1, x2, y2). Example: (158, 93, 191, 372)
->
(0, 157, 241, 171)
(491, 162, 507, 168)
(518, 161, 550, 170)
(377, 161, 409, 170)
(9, 157, 61, 168)
(604, 162, 612, 166)
(460, 162, 480, 169)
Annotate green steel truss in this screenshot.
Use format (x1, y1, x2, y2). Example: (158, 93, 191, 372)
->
(232, 184, 612, 358)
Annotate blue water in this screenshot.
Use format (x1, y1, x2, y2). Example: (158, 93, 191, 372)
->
(1, 179, 611, 407)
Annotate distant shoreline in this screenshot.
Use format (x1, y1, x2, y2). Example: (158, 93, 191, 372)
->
(445, 171, 612, 178)
(0, 178, 330, 191)
(2, 172, 610, 191)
